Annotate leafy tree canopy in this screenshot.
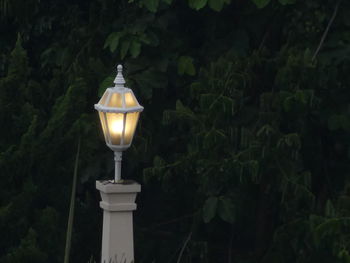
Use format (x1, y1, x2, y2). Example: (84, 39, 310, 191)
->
(1, 0, 350, 262)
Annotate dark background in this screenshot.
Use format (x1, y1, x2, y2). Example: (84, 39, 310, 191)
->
(1, 0, 350, 262)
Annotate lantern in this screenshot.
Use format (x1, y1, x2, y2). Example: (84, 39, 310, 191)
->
(95, 65, 143, 182)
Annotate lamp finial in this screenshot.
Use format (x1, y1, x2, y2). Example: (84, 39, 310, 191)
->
(114, 64, 125, 88)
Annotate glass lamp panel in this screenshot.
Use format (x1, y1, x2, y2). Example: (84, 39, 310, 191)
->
(106, 112, 125, 145)
(123, 112, 140, 145)
(98, 91, 109, 106)
(98, 111, 108, 140)
(108, 93, 123, 108)
(124, 92, 137, 108)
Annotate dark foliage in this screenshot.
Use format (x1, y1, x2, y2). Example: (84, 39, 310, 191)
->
(1, 0, 350, 262)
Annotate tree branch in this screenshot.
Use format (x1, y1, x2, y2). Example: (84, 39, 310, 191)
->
(312, 0, 342, 61)
(176, 232, 192, 263)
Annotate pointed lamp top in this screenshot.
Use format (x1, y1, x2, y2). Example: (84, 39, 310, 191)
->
(113, 64, 125, 88)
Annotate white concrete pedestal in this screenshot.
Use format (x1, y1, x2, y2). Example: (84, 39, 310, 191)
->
(96, 181, 141, 263)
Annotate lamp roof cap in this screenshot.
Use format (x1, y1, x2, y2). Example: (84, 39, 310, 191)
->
(113, 64, 125, 88)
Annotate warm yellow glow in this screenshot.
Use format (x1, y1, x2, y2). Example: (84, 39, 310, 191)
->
(98, 112, 107, 140)
(110, 118, 124, 135)
(99, 91, 109, 106)
(108, 93, 123, 107)
(106, 113, 124, 145)
(125, 92, 137, 108)
(124, 112, 139, 144)
(102, 111, 140, 146)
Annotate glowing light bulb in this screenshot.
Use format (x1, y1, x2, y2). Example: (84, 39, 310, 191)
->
(110, 119, 124, 135)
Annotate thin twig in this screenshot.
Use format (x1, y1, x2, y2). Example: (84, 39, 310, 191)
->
(176, 232, 192, 263)
(228, 227, 234, 263)
(64, 137, 81, 263)
(312, 0, 342, 61)
(258, 6, 281, 51)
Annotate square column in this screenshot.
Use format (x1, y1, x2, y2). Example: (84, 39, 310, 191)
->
(96, 181, 141, 263)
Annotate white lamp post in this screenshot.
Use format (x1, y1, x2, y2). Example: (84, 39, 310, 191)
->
(95, 64, 144, 182)
(95, 64, 143, 263)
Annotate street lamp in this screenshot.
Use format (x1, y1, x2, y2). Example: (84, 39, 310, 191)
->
(95, 64, 143, 182)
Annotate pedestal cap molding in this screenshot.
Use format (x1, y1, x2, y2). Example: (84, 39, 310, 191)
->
(96, 180, 141, 193)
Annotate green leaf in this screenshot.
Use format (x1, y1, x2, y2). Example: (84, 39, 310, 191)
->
(188, 0, 207, 10)
(325, 199, 335, 217)
(176, 100, 185, 111)
(203, 196, 218, 223)
(342, 116, 350, 131)
(328, 115, 341, 131)
(133, 69, 168, 100)
(295, 90, 307, 104)
(162, 0, 173, 4)
(252, 0, 270, 8)
(175, 100, 195, 116)
(178, 56, 196, 76)
(218, 197, 235, 223)
(278, 0, 295, 5)
(130, 41, 142, 58)
(147, 31, 160, 46)
(153, 155, 166, 167)
(328, 115, 350, 131)
(338, 249, 350, 261)
(283, 96, 294, 112)
(139, 31, 159, 46)
(257, 124, 275, 137)
(120, 40, 131, 59)
(104, 32, 122, 53)
(208, 0, 224, 11)
(248, 160, 259, 183)
(143, 0, 159, 12)
(98, 75, 114, 97)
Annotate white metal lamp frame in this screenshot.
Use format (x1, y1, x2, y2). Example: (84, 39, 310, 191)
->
(95, 65, 143, 182)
